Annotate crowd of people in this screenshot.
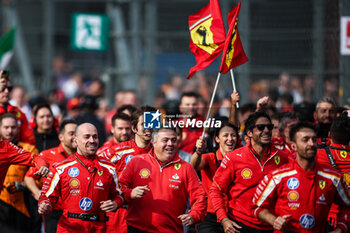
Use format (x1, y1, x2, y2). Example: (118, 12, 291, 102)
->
(0, 67, 350, 233)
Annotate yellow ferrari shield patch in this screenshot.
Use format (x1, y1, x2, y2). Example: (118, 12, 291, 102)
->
(274, 156, 280, 165)
(174, 163, 181, 170)
(340, 151, 348, 159)
(319, 180, 326, 190)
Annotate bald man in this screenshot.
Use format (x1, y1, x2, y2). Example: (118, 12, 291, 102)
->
(38, 123, 124, 233)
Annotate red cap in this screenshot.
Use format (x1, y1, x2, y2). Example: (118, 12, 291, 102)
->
(66, 97, 81, 110)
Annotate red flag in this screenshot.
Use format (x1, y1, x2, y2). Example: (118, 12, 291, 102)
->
(187, 0, 226, 79)
(219, 2, 248, 74)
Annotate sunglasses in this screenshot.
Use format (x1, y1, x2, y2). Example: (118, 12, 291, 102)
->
(0, 86, 13, 92)
(255, 124, 274, 131)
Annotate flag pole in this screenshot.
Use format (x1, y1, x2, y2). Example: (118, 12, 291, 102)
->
(229, 69, 239, 108)
(202, 71, 221, 137)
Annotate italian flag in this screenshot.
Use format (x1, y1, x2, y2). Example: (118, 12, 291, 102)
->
(0, 27, 15, 69)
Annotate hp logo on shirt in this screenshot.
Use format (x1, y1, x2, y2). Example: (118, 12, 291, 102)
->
(79, 197, 93, 211)
(299, 214, 315, 229)
(143, 110, 161, 129)
(68, 167, 80, 177)
(125, 155, 133, 164)
(287, 178, 299, 189)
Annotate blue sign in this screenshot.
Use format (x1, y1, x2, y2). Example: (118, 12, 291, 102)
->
(287, 178, 299, 189)
(79, 197, 93, 211)
(300, 214, 315, 229)
(143, 110, 161, 129)
(68, 167, 80, 177)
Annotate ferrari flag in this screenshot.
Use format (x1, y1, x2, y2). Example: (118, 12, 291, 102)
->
(187, 0, 226, 79)
(219, 2, 248, 74)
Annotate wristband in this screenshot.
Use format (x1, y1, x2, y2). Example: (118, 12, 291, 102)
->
(195, 150, 202, 156)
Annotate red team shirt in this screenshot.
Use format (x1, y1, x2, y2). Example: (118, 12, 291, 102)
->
(96, 139, 119, 156)
(26, 143, 72, 210)
(98, 139, 152, 176)
(97, 139, 153, 233)
(26, 143, 71, 178)
(201, 150, 224, 214)
(0, 141, 47, 191)
(177, 116, 204, 154)
(119, 149, 207, 233)
(316, 143, 350, 226)
(39, 153, 123, 233)
(210, 141, 289, 230)
(253, 160, 350, 233)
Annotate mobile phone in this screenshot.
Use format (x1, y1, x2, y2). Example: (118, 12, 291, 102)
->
(0, 70, 10, 80)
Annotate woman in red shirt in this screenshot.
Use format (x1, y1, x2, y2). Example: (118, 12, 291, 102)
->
(190, 118, 239, 233)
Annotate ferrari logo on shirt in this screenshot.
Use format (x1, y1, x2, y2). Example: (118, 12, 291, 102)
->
(340, 151, 348, 159)
(241, 168, 252, 179)
(319, 180, 326, 190)
(274, 156, 280, 165)
(139, 168, 150, 179)
(174, 164, 181, 170)
(97, 170, 103, 176)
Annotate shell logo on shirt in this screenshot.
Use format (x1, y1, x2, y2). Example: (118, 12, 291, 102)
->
(299, 214, 315, 229)
(274, 156, 280, 165)
(139, 168, 150, 179)
(287, 191, 299, 201)
(69, 178, 80, 189)
(241, 168, 252, 179)
(174, 164, 181, 170)
(319, 180, 326, 190)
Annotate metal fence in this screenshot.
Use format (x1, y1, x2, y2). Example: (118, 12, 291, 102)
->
(1, 0, 348, 105)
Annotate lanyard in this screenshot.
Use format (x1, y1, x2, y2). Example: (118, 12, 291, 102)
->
(75, 154, 95, 173)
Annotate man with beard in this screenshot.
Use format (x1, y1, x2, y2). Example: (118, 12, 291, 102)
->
(25, 119, 78, 233)
(210, 111, 290, 233)
(38, 123, 123, 233)
(254, 122, 350, 233)
(97, 113, 132, 155)
(119, 125, 207, 233)
(98, 106, 155, 233)
(0, 113, 39, 233)
(313, 97, 336, 143)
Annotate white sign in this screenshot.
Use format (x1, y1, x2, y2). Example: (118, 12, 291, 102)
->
(340, 16, 350, 55)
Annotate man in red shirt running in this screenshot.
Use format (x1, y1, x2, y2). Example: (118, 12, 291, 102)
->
(254, 122, 350, 233)
(210, 111, 290, 233)
(119, 125, 207, 233)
